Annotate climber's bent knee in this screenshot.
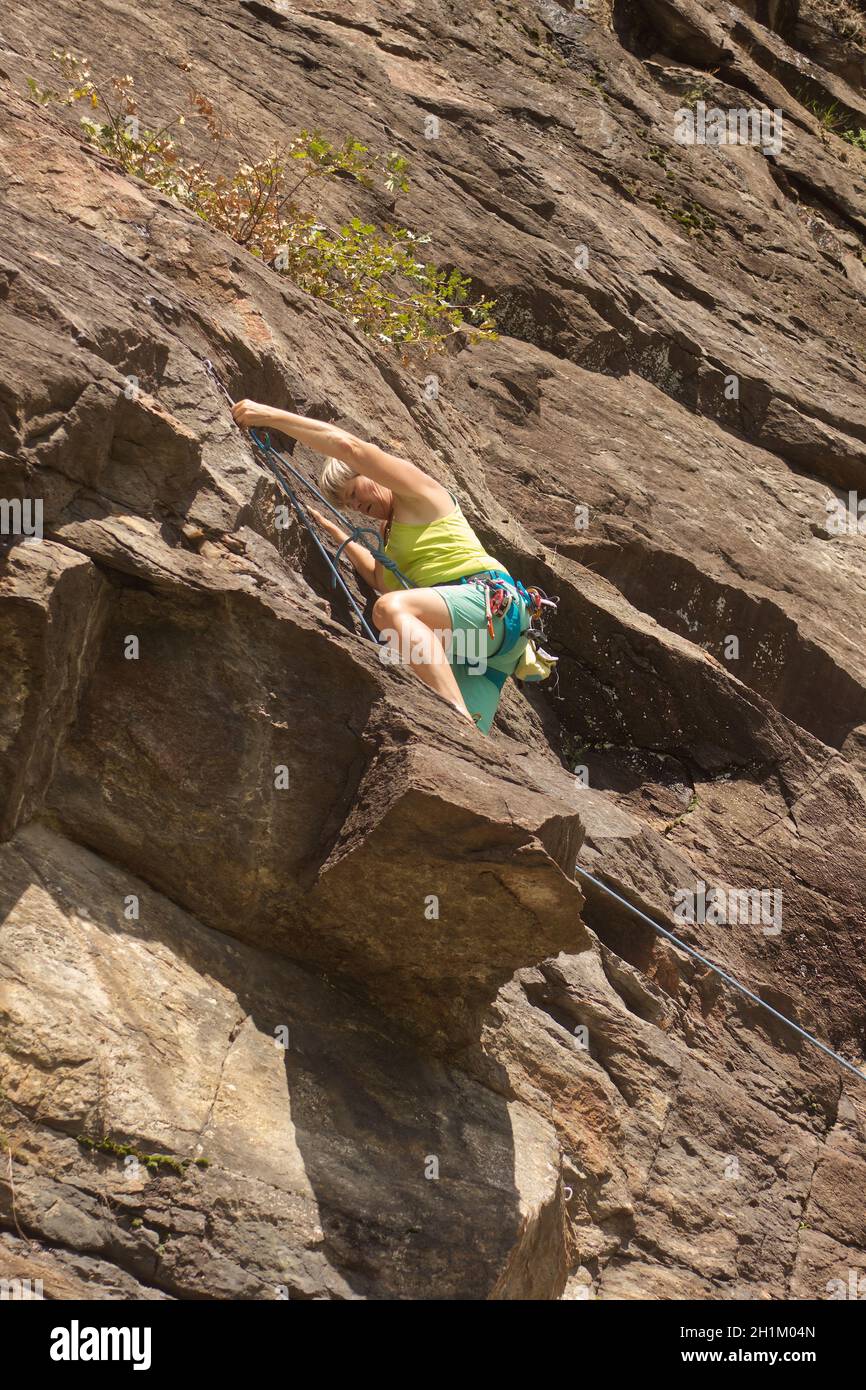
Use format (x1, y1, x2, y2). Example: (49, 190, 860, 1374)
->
(372, 587, 451, 634)
(371, 590, 403, 629)
(372, 588, 455, 668)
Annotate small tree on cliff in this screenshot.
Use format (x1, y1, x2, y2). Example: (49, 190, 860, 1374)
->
(27, 51, 496, 356)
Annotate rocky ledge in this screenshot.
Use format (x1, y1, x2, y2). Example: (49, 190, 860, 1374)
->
(0, 0, 865, 1299)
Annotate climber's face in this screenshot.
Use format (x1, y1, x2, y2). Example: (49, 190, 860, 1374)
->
(345, 474, 392, 521)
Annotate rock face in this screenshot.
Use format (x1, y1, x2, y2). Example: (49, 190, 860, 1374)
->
(0, 0, 865, 1299)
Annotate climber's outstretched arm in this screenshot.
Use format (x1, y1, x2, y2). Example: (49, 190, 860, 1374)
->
(232, 401, 442, 502)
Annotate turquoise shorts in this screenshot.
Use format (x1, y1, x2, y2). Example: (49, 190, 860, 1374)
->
(437, 580, 526, 733)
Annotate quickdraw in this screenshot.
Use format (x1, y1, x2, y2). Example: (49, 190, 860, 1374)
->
(483, 578, 512, 638)
(462, 572, 558, 658)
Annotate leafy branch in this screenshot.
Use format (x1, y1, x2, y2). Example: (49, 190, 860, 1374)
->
(27, 51, 496, 355)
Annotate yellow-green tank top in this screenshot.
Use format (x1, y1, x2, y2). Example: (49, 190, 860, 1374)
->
(380, 497, 503, 590)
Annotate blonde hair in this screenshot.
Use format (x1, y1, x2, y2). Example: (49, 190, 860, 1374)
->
(320, 456, 355, 507)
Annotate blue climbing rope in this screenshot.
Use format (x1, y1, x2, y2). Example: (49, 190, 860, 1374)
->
(573, 863, 866, 1088)
(203, 360, 411, 643)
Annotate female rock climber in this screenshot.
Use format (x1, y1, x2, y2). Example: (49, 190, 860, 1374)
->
(231, 398, 534, 732)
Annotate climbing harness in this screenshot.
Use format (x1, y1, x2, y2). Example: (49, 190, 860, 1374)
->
(449, 570, 560, 691)
(203, 359, 411, 644)
(573, 864, 866, 1089)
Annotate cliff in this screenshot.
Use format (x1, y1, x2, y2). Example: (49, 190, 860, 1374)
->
(0, 0, 865, 1299)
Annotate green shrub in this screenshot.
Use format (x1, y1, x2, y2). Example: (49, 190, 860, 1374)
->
(841, 127, 866, 151)
(27, 51, 496, 355)
(800, 93, 866, 151)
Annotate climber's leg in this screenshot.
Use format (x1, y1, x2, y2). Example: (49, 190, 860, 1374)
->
(435, 580, 512, 734)
(372, 587, 475, 724)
